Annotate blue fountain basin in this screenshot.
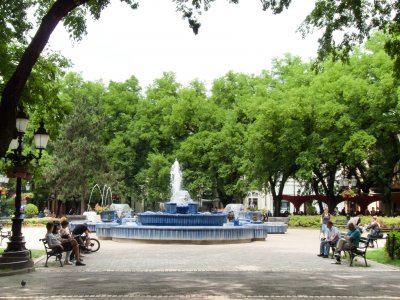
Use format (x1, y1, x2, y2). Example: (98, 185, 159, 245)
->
(242, 222, 288, 234)
(100, 224, 266, 243)
(69, 221, 99, 233)
(138, 212, 227, 226)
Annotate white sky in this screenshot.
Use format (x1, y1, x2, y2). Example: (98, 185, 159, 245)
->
(47, 0, 320, 90)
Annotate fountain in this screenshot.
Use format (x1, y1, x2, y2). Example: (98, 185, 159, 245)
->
(96, 160, 287, 243)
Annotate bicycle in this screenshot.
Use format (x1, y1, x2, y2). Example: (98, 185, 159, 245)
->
(76, 234, 101, 252)
(87, 236, 100, 252)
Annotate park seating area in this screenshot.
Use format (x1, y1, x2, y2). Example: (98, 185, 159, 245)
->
(39, 238, 64, 267)
(347, 237, 370, 267)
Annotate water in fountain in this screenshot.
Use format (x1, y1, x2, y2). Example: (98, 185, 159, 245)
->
(170, 159, 191, 206)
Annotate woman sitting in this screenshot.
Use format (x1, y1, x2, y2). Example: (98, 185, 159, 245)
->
(45, 222, 85, 266)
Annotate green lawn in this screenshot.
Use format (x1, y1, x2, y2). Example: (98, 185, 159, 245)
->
(0, 248, 45, 259)
(366, 248, 400, 267)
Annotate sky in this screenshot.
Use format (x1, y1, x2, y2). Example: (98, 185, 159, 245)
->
(47, 0, 320, 90)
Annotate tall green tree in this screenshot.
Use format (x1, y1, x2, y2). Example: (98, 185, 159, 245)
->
(0, 0, 287, 158)
(44, 74, 118, 213)
(245, 55, 313, 215)
(296, 33, 399, 215)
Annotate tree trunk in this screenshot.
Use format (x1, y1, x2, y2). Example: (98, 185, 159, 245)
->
(312, 178, 324, 213)
(314, 167, 338, 213)
(0, 0, 88, 157)
(80, 198, 86, 215)
(382, 185, 393, 216)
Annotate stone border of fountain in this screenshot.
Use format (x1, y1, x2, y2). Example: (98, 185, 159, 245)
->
(97, 224, 267, 243)
(95, 221, 287, 244)
(71, 219, 287, 242)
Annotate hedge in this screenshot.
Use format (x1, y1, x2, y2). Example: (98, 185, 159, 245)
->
(288, 215, 400, 228)
(385, 230, 400, 259)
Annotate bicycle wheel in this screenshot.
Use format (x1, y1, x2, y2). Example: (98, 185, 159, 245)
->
(89, 238, 100, 252)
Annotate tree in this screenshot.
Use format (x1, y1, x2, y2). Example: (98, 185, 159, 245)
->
(299, 0, 400, 78)
(0, 0, 261, 158)
(44, 74, 118, 214)
(295, 33, 400, 215)
(245, 55, 313, 216)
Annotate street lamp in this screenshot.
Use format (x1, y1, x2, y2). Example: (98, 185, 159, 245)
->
(0, 175, 10, 185)
(0, 107, 49, 271)
(25, 181, 31, 192)
(339, 176, 357, 189)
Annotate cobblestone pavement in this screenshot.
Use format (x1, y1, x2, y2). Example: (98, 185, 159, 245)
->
(0, 227, 399, 299)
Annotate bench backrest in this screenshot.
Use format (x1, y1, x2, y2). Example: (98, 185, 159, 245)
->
(40, 238, 51, 251)
(356, 237, 369, 250)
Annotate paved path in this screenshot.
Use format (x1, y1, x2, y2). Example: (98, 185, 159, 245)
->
(0, 227, 399, 299)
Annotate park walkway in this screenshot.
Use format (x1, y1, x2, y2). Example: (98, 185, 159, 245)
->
(0, 228, 399, 299)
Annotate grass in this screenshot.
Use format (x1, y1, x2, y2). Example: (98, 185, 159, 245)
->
(0, 268, 13, 272)
(366, 248, 400, 267)
(0, 248, 45, 259)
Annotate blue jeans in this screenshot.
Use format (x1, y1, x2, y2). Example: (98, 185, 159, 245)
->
(320, 240, 337, 255)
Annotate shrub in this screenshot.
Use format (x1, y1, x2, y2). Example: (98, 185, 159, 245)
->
(24, 203, 38, 218)
(288, 215, 400, 228)
(23, 217, 59, 226)
(288, 215, 320, 228)
(385, 230, 400, 259)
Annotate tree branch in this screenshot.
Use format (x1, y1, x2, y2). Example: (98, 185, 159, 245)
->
(0, 0, 89, 157)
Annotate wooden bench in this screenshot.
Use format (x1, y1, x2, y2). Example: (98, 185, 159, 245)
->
(0, 224, 11, 245)
(346, 237, 370, 267)
(39, 238, 64, 267)
(335, 219, 348, 228)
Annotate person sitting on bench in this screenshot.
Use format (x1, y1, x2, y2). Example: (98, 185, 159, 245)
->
(45, 222, 85, 266)
(334, 222, 361, 264)
(318, 221, 340, 258)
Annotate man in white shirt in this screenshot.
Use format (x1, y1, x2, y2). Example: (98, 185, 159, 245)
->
(318, 221, 340, 258)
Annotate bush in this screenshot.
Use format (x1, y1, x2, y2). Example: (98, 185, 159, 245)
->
(0, 197, 15, 217)
(358, 216, 400, 228)
(24, 203, 38, 218)
(288, 215, 321, 228)
(288, 215, 400, 228)
(23, 217, 59, 226)
(385, 230, 400, 259)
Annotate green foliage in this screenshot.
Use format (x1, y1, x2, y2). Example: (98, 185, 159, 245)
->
(24, 203, 38, 218)
(358, 216, 400, 228)
(94, 204, 111, 215)
(367, 248, 400, 267)
(0, 248, 45, 259)
(1, 28, 396, 217)
(298, 0, 400, 79)
(22, 217, 59, 226)
(43, 74, 121, 210)
(385, 230, 400, 259)
(0, 197, 15, 217)
(288, 215, 321, 228)
(289, 216, 400, 228)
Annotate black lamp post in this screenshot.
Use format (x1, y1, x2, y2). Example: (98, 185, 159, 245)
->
(0, 107, 49, 271)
